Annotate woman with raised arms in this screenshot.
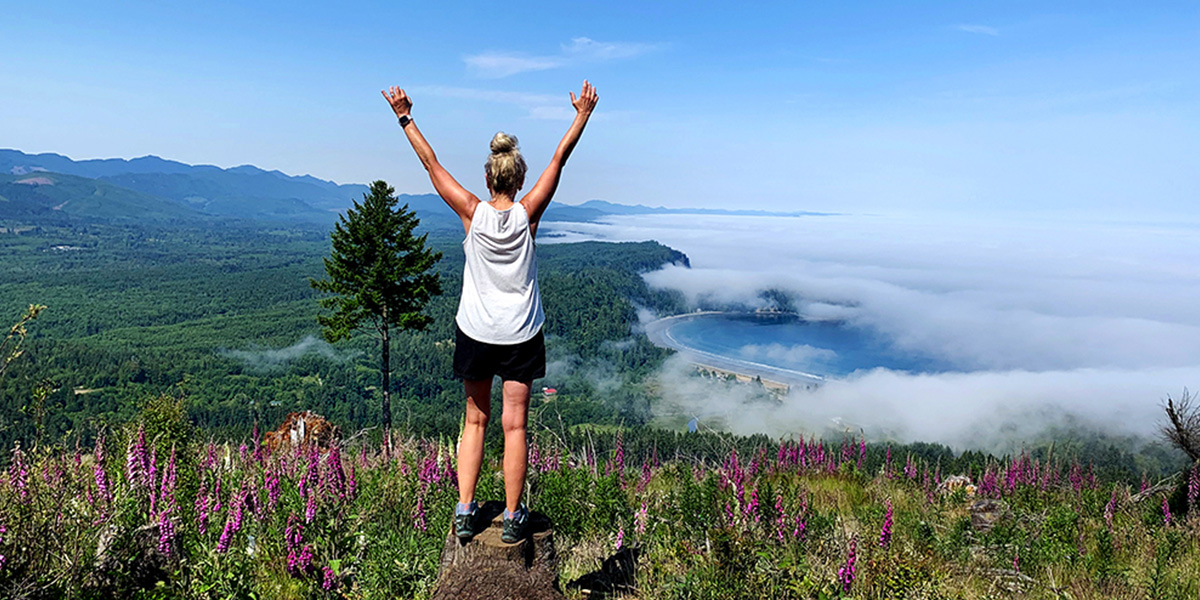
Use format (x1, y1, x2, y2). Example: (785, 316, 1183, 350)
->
(382, 80, 598, 543)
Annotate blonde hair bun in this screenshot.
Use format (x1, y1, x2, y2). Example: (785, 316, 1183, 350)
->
(490, 132, 519, 154)
(485, 132, 527, 195)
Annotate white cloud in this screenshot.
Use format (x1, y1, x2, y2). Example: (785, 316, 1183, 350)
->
(464, 37, 658, 78)
(738, 343, 837, 368)
(411, 85, 559, 106)
(542, 213, 1200, 450)
(954, 24, 1000, 36)
(463, 53, 563, 79)
(410, 85, 573, 120)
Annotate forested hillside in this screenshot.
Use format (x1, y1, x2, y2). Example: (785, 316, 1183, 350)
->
(0, 215, 689, 452)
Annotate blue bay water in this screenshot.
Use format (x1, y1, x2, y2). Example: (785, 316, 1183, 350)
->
(664, 313, 952, 378)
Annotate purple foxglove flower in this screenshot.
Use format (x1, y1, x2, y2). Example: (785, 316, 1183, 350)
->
(837, 537, 857, 593)
(413, 494, 427, 531)
(1163, 496, 1172, 526)
(746, 488, 760, 522)
(9, 445, 28, 500)
(1069, 463, 1084, 494)
(212, 475, 223, 514)
(879, 500, 893, 548)
(305, 492, 317, 524)
(793, 497, 808, 540)
(157, 510, 175, 556)
(615, 525, 624, 550)
(325, 445, 346, 500)
(635, 502, 648, 536)
(774, 494, 787, 543)
(322, 565, 338, 590)
(195, 488, 210, 535)
(301, 447, 320, 498)
(285, 512, 304, 554)
(637, 461, 652, 493)
(265, 466, 281, 515)
(216, 516, 234, 553)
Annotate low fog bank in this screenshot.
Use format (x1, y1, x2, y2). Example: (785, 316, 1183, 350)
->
(218, 335, 359, 371)
(653, 352, 1195, 454)
(543, 213, 1200, 452)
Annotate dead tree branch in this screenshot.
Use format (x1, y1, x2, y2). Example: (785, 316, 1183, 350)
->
(1161, 388, 1200, 463)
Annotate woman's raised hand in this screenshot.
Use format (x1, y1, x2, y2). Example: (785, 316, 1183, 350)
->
(569, 80, 598, 116)
(381, 86, 412, 118)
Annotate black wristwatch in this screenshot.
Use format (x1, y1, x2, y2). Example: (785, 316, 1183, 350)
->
(398, 114, 413, 128)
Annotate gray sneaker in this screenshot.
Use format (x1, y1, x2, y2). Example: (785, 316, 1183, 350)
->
(454, 501, 478, 539)
(501, 504, 529, 543)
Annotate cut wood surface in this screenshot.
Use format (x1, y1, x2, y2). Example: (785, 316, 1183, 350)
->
(431, 501, 564, 600)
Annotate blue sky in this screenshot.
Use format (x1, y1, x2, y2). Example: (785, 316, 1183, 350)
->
(2, 1, 1197, 216)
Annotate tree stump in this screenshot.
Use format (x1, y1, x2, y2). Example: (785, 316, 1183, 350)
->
(431, 501, 564, 600)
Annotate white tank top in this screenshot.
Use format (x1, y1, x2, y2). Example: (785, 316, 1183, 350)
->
(455, 201, 544, 344)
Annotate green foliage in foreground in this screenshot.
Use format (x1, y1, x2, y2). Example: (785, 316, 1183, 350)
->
(2, 400, 1198, 599)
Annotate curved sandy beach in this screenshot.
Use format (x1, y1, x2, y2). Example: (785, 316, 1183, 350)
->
(643, 311, 826, 387)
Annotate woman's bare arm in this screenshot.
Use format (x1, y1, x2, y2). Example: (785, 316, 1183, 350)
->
(520, 80, 598, 235)
(382, 86, 479, 233)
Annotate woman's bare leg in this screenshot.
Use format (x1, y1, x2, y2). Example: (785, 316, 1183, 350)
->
(458, 379, 492, 506)
(501, 379, 532, 513)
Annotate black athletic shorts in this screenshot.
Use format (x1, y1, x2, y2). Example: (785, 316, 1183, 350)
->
(453, 324, 546, 382)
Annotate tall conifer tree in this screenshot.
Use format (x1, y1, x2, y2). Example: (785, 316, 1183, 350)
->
(310, 180, 442, 431)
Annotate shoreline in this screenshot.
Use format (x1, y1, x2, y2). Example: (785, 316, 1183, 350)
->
(643, 311, 826, 390)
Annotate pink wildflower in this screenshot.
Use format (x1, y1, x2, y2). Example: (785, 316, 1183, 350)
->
(8, 445, 28, 500)
(879, 500, 893, 548)
(305, 491, 318, 524)
(635, 502, 648, 536)
(413, 494, 427, 531)
(837, 537, 857, 593)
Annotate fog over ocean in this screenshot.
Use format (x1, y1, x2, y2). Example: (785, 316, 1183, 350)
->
(542, 212, 1200, 450)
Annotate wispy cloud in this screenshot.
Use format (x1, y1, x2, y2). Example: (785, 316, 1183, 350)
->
(463, 54, 563, 79)
(410, 85, 559, 106)
(410, 85, 573, 120)
(954, 24, 999, 36)
(465, 37, 658, 78)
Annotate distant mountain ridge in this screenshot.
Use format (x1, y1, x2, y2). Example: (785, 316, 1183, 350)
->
(1, 149, 368, 222)
(569, 199, 828, 217)
(1, 149, 830, 226)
